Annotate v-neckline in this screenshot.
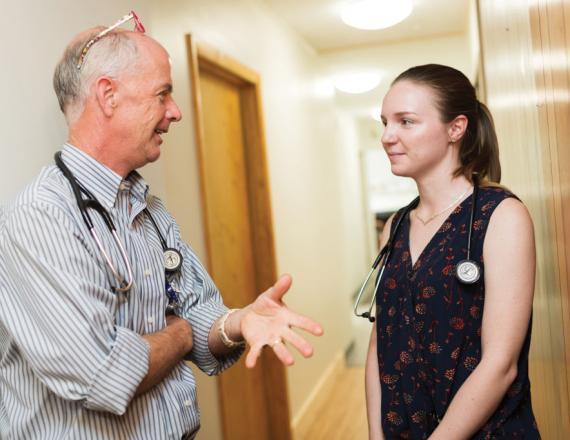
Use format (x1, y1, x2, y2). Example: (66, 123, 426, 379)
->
(406, 194, 472, 272)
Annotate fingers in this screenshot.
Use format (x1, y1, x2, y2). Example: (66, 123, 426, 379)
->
(264, 274, 293, 302)
(282, 328, 314, 358)
(245, 333, 310, 369)
(245, 340, 295, 368)
(245, 344, 263, 369)
(271, 339, 295, 366)
(287, 312, 324, 337)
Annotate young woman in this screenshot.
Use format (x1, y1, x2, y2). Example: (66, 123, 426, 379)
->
(365, 64, 539, 439)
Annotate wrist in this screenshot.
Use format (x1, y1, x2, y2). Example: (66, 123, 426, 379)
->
(218, 309, 246, 348)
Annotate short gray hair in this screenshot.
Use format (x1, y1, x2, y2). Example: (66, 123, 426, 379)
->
(53, 30, 140, 125)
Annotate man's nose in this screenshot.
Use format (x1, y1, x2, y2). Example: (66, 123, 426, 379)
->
(167, 98, 182, 122)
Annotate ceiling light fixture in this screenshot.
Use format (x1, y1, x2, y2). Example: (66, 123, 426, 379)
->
(341, 0, 414, 30)
(370, 107, 382, 122)
(334, 73, 381, 94)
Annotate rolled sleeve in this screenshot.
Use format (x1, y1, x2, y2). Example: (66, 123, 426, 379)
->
(85, 327, 149, 414)
(183, 300, 244, 375)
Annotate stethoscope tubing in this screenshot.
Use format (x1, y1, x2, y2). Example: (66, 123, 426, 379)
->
(55, 152, 135, 292)
(354, 180, 479, 322)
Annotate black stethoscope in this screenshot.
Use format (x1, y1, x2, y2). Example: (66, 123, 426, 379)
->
(55, 152, 184, 308)
(353, 179, 481, 322)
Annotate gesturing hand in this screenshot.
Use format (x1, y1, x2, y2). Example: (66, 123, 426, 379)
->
(240, 274, 324, 368)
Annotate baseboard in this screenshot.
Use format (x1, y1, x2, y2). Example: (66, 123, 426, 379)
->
(291, 350, 347, 439)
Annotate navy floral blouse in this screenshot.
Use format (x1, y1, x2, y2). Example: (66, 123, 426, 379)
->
(376, 187, 539, 439)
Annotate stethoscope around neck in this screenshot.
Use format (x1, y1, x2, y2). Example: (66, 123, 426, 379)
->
(54, 152, 183, 297)
(353, 178, 481, 322)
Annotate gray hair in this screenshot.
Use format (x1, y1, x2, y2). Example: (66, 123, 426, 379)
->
(53, 30, 140, 125)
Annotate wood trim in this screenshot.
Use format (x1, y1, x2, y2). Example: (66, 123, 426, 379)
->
(196, 40, 260, 85)
(186, 34, 214, 272)
(291, 351, 347, 439)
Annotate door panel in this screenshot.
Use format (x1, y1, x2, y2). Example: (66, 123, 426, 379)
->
(199, 70, 270, 439)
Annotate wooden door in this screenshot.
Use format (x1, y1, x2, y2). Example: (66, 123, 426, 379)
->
(187, 35, 292, 440)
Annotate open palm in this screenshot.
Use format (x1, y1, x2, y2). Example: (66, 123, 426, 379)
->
(240, 275, 324, 368)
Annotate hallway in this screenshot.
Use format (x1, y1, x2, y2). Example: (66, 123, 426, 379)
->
(295, 368, 367, 440)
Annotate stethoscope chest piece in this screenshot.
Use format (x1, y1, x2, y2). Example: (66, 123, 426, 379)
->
(164, 248, 183, 273)
(455, 259, 481, 284)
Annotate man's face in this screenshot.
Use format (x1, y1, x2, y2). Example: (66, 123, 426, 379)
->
(112, 38, 182, 172)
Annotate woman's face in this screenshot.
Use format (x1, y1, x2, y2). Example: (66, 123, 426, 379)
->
(380, 80, 455, 180)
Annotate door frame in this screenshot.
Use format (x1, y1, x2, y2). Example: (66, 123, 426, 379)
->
(185, 34, 292, 440)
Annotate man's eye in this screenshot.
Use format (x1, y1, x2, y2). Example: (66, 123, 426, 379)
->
(402, 119, 413, 126)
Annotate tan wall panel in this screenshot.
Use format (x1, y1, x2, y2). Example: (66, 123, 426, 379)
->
(478, 0, 570, 438)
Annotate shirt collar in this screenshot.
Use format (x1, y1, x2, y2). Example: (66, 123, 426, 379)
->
(60, 144, 149, 210)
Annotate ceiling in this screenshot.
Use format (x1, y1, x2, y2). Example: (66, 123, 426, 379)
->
(261, 0, 470, 53)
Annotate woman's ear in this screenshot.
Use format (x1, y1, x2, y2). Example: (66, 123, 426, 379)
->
(94, 76, 117, 116)
(448, 114, 468, 143)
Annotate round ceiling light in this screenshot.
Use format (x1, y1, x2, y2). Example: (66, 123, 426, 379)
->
(334, 73, 381, 94)
(370, 107, 382, 122)
(341, 0, 414, 30)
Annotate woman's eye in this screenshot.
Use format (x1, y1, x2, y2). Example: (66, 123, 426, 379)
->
(401, 119, 413, 126)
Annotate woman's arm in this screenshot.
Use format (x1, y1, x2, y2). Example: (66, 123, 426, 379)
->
(429, 198, 536, 439)
(366, 323, 384, 440)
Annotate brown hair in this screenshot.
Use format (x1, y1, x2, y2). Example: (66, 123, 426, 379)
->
(392, 64, 501, 183)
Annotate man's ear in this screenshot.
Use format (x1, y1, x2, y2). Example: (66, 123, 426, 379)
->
(448, 114, 468, 143)
(94, 76, 117, 116)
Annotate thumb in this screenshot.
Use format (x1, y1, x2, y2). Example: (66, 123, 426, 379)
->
(265, 274, 293, 302)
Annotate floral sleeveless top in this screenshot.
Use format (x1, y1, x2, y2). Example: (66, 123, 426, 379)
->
(375, 187, 539, 439)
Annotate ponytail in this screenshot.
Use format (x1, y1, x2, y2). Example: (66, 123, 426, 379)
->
(455, 101, 501, 183)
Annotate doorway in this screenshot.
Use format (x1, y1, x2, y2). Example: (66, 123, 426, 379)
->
(186, 35, 292, 440)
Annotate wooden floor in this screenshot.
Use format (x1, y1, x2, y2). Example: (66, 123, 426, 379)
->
(295, 368, 368, 440)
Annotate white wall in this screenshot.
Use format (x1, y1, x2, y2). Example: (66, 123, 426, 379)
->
(0, 1, 367, 438)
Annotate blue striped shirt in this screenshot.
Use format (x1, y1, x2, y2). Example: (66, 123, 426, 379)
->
(0, 144, 241, 439)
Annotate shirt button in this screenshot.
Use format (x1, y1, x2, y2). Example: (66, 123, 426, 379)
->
(147, 316, 155, 325)
(184, 400, 192, 407)
(144, 269, 151, 277)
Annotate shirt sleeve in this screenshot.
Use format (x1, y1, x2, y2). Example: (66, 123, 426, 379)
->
(0, 202, 149, 416)
(171, 226, 244, 375)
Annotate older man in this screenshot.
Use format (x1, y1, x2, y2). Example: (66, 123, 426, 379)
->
(0, 12, 322, 439)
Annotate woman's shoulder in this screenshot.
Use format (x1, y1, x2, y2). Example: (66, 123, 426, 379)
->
(479, 182, 517, 200)
(477, 183, 521, 212)
(478, 184, 532, 230)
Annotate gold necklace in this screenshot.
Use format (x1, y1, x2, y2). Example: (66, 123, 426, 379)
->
(414, 187, 471, 226)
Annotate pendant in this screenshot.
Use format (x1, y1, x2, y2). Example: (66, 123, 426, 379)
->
(164, 248, 183, 273)
(455, 259, 481, 284)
